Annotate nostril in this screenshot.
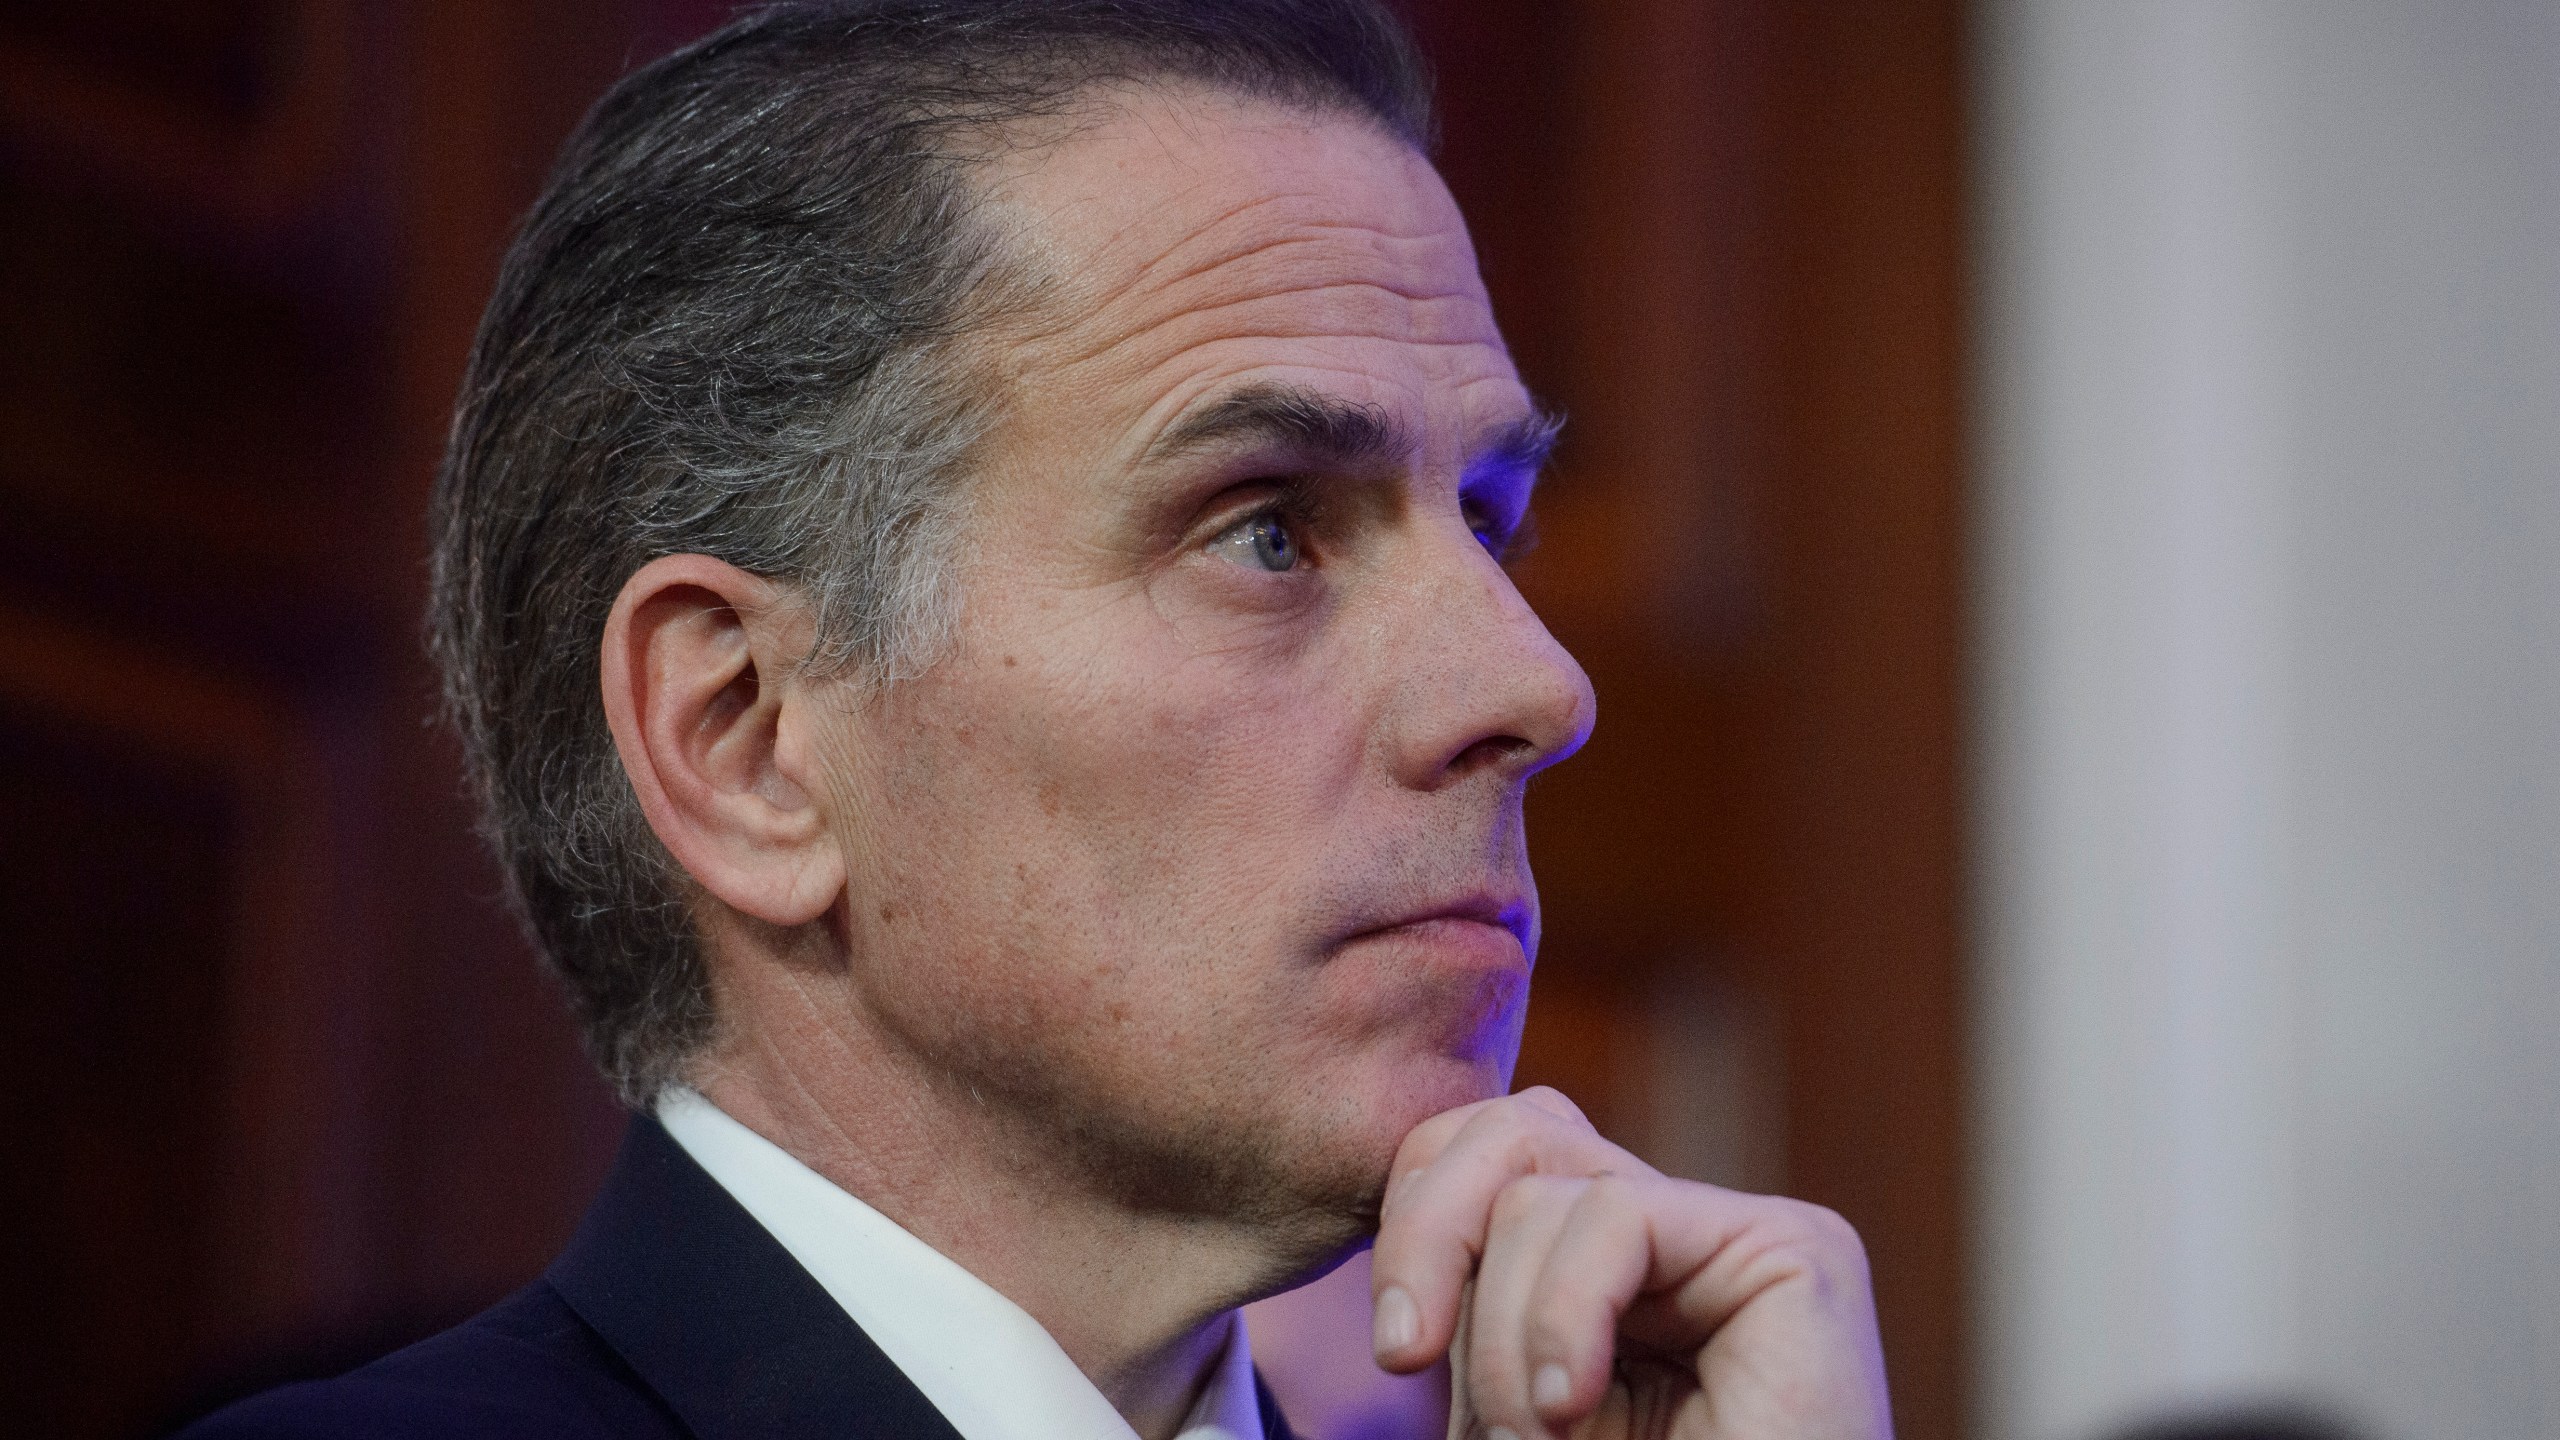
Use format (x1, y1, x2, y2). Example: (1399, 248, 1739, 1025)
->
(1444, 733, 1534, 781)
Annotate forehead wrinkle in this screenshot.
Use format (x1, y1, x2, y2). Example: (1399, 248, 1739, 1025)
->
(1001, 190, 1309, 348)
(1002, 178, 1480, 354)
(1142, 223, 1467, 312)
(1047, 137, 1463, 280)
(991, 164, 1463, 345)
(1034, 229, 1492, 372)
(973, 85, 1470, 333)
(1057, 279, 1503, 385)
(969, 95, 1527, 522)
(1119, 207, 1479, 309)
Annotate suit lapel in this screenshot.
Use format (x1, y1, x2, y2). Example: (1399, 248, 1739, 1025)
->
(549, 1114, 966, 1440)
(1252, 1370, 1301, 1440)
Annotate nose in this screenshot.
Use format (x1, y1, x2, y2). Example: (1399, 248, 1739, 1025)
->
(1386, 528, 1597, 789)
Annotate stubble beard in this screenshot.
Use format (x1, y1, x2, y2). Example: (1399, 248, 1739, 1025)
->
(900, 1007, 1393, 1300)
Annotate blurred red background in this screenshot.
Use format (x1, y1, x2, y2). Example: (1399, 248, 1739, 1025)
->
(0, 1, 1965, 1436)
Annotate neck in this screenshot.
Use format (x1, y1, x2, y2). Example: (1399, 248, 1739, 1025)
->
(690, 976, 1303, 1440)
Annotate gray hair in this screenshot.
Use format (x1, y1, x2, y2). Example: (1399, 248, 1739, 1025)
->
(426, 0, 1434, 1105)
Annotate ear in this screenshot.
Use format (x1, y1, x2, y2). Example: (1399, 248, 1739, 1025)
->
(600, 554, 844, 930)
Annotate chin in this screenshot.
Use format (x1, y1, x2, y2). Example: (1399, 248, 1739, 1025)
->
(1338, 1043, 1516, 1172)
(1243, 1051, 1502, 1274)
(1397, 1047, 1513, 1117)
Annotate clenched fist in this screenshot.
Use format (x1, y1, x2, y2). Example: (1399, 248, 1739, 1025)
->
(1370, 1089, 1893, 1440)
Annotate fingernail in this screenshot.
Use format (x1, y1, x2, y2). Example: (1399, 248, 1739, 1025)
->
(1373, 1285, 1419, 1353)
(1487, 1428, 1521, 1440)
(1533, 1362, 1572, 1409)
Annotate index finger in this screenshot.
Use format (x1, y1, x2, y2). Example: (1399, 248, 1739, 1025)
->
(1377, 1085, 1585, 1194)
(1369, 1088, 1652, 1373)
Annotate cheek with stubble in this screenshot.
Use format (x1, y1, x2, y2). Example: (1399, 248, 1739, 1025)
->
(850, 655, 1311, 1059)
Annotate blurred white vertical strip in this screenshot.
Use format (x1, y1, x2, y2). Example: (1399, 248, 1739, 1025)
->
(2131, 2, 2296, 1400)
(1976, 4, 2560, 1440)
(1975, 4, 2297, 1433)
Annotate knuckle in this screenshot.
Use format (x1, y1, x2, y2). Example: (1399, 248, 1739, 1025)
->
(1451, 1097, 1536, 1156)
(1489, 1170, 1578, 1228)
(1513, 1084, 1590, 1125)
(1759, 1198, 1869, 1273)
(1798, 1201, 1863, 1249)
(1395, 1104, 1475, 1166)
(1572, 1170, 1643, 1231)
(1585, 1168, 1642, 1205)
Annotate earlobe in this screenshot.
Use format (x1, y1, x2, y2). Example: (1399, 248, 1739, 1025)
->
(600, 554, 846, 930)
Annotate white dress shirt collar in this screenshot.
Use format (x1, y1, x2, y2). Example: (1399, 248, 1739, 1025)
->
(656, 1087, 1265, 1440)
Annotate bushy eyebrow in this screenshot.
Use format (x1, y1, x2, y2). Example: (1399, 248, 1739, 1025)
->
(1141, 381, 1563, 479)
(1143, 382, 1414, 471)
(1464, 407, 1565, 482)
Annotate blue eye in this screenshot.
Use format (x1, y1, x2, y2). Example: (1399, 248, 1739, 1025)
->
(1214, 513, 1300, 572)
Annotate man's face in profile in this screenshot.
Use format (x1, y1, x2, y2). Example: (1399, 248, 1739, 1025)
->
(790, 87, 1594, 1247)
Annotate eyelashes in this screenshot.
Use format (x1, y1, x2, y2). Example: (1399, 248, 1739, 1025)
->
(1208, 509, 1304, 572)
(1462, 491, 1537, 564)
(1483, 506, 1539, 564)
(1199, 475, 1325, 574)
(1195, 479, 1539, 575)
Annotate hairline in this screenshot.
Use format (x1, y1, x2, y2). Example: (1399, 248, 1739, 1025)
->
(788, 83, 1439, 666)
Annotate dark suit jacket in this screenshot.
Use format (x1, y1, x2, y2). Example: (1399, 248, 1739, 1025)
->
(181, 1115, 1301, 1439)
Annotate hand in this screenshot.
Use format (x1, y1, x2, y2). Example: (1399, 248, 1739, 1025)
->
(1369, 1089, 1892, 1440)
